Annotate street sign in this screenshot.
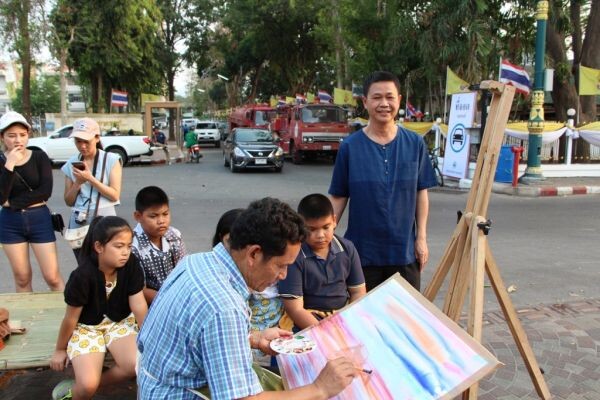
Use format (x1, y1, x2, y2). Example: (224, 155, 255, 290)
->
(443, 92, 477, 179)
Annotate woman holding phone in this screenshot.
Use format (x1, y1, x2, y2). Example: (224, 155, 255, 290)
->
(62, 118, 123, 255)
(0, 111, 64, 292)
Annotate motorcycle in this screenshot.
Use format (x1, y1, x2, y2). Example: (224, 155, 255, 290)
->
(189, 142, 203, 163)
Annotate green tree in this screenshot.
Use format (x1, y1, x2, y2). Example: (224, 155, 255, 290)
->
(0, 0, 47, 121)
(51, 0, 163, 113)
(11, 74, 60, 116)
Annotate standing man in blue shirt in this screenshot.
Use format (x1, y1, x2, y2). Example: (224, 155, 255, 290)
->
(137, 197, 358, 399)
(329, 71, 438, 291)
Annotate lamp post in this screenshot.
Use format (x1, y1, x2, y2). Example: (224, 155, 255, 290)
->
(520, 0, 549, 183)
(565, 108, 576, 165)
(398, 109, 405, 122)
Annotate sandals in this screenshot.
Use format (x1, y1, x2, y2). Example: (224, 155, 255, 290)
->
(52, 379, 74, 400)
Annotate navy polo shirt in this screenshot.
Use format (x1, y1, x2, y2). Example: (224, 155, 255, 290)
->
(329, 128, 438, 266)
(278, 236, 365, 311)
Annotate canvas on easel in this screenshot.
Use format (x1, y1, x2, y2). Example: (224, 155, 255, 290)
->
(276, 274, 500, 400)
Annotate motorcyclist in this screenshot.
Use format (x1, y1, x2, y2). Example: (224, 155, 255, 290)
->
(184, 129, 200, 162)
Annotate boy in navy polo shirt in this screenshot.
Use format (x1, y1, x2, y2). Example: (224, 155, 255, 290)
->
(278, 193, 366, 331)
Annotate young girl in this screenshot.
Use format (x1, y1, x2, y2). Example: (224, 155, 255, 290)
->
(0, 111, 64, 292)
(50, 216, 147, 400)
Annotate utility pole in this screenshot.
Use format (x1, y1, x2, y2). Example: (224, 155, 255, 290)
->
(520, 0, 548, 183)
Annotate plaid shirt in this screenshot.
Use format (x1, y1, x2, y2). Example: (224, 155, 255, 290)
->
(137, 243, 262, 399)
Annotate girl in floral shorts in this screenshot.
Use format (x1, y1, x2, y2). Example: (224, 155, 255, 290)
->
(50, 216, 148, 400)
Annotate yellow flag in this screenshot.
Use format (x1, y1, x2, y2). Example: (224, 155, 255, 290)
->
(270, 96, 277, 107)
(333, 88, 357, 106)
(285, 96, 295, 104)
(141, 93, 163, 105)
(579, 65, 600, 95)
(306, 92, 315, 103)
(446, 67, 470, 95)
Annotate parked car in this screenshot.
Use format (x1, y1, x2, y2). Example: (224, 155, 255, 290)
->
(27, 124, 152, 165)
(223, 128, 284, 173)
(217, 121, 229, 141)
(181, 118, 199, 131)
(194, 121, 221, 148)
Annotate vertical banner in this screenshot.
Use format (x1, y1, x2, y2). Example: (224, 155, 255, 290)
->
(442, 92, 477, 179)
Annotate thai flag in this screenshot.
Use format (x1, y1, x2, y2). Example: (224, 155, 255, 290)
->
(500, 60, 531, 95)
(406, 101, 424, 119)
(111, 90, 128, 107)
(295, 93, 306, 104)
(317, 90, 332, 103)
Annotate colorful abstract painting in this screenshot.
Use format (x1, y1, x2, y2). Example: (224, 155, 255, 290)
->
(276, 274, 500, 399)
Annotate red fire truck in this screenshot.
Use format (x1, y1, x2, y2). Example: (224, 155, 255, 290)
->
(271, 103, 351, 164)
(228, 104, 277, 131)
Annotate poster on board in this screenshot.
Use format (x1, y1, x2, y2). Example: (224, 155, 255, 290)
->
(442, 92, 477, 179)
(276, 274, 500, 400)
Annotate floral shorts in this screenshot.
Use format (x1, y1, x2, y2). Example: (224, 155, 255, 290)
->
(67, 313, 138, 360)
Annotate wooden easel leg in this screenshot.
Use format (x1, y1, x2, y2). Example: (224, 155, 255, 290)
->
(485, 244, 552, 400)
(462, 216, 488, 400)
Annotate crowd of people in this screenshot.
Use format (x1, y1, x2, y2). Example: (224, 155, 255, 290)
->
(0, 71, 437, 400)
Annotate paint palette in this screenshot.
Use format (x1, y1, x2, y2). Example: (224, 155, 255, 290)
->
(270, 335, 316, 355)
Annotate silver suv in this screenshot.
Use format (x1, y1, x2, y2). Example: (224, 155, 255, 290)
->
(194, 121, 221, 148)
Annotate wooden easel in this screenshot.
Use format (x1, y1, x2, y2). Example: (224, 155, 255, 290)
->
(424, 81, 551, 399)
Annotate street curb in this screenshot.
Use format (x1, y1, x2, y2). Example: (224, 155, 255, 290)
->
(448, 179, 600, 197)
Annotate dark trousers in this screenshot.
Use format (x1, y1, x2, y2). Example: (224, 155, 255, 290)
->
(363, 262, 421, 292)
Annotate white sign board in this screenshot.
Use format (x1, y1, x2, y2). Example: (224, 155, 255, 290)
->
(442, 92, 477, 179)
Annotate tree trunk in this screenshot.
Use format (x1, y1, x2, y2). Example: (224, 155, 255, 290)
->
(249, 64, 263, 103)
(167, 70, 175, 141)
(97, 73, 104, 113)
(546, 13, 580, 162)
(332, 0, 344, 88)
(579, 0, 600, 123)
(59, 49, 68, 126)
(18, 0, 32, 122)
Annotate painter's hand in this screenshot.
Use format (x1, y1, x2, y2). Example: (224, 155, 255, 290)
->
(50, 349, 69, 371)
(415, 237, 428, 272)
(313, 357, 357, 398)
(255, 327, 292, 356)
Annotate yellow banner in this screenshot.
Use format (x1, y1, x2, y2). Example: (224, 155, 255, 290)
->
(285, 96, 295, 104)
(399, 122, 434, 135)
(446, 67, 470, 95)
(333, 88, 357, 106)
(579, 65, 600, 95)
(306, 92, 315, 103)
(141, 93, 164, 105)
(270, 96, 277, 107)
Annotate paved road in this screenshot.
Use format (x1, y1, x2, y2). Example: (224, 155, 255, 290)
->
(2, 147, 598, 308)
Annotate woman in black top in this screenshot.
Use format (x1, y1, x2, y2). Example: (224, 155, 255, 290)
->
(0, 111, 64, 292)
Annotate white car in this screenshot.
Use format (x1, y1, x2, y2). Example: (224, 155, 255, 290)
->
(194, 121, 221, 148)
(27, 125, 152, 165)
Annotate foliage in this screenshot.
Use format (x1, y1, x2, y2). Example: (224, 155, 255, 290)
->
(11, 74, 61, 115)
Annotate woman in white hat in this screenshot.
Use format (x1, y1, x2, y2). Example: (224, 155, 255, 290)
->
(62, 118, 123, 256)
(0, 111, 65, 292)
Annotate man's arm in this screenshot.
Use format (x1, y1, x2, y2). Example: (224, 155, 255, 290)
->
(329, 195, 348, 223)
(282, 297, 320, 330)
(414, 189, 429, 271)
(348, 285, 366, 303)
(238, 357, 357, 400)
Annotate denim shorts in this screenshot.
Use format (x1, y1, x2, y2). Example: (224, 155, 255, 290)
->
(0, 205, 56, 244)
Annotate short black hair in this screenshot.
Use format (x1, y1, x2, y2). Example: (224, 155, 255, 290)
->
(213, 208, 244, 247)
(229, 197, 306, 260)
(79, 216, 132, 266)
(363, 71, 401, 97)
(135, 186, 169, 212)
(297, 193, 334, 221)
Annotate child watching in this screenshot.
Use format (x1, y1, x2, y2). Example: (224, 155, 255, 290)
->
(278, 193, 366, 331)
(50, 216, 148, 400)
(132, 186, 187, 304)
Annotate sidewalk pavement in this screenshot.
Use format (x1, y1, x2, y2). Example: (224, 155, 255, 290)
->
(1, 299, 599, 399)
(442, 176, 600, 197)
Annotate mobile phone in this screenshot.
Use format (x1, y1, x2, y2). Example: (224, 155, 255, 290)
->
(72, 161, 85, 170)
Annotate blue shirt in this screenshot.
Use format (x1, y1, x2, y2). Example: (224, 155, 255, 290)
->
(329, 128, 437, 266)
(137, 243, 262, 400)
(61, 149, 121, 212)
(278, 236, 365, 311)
